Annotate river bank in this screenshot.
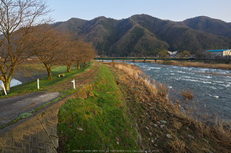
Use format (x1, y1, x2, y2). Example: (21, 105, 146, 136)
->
(151, 60, 231, 71)
(128, 61, 231, 123)
(57, 61, 231, 152)
(106, 62, 231, 152)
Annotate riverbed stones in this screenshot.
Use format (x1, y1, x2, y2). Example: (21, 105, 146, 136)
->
(166, 134, 172, 139)
(188, 134, 194, 139)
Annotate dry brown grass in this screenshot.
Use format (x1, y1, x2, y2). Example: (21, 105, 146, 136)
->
(152, 60, 231, 70)
(156, 83, 168, 97)
(181, 90, 194, 100)
(110, 62, 159, 97)
(189, 119, 231, 152)
(171, 61, 231, 70)
(173, 120, 183, 130)
(105, 61, 231, 153)
(167, 139, 186, 153)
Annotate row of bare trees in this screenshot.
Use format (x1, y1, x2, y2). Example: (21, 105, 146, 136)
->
(62, 38, 96, 73)
(31, 25, 96, 80)
(0, 0, 96, 93)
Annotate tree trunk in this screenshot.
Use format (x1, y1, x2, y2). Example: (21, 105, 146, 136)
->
(4, 79, 11, 94)
(83, 62, 86, 68)
(67, 65, 71, 72)
(48, 69, 52, 80)
(3, 66, 15, 94)
(45, 65, 52, 80)
(77, 62, 80, 70)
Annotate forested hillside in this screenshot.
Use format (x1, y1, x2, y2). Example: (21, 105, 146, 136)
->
(53, 14, 231, 57)
(182, 16, 231, 37)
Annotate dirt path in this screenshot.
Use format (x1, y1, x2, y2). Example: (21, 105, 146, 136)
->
(46, 62, 100, 92)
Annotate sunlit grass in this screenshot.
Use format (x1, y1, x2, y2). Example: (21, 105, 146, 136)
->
(58, 64, 140, 151)
(0, 64, 92, 98)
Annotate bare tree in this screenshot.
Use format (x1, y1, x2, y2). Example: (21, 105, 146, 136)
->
(61, 39, 79, 72)
(31, 25, 66, 80)
(0, 0, 50, 93)
(81, 42, 97, 67)
(62, 38, 96, 72)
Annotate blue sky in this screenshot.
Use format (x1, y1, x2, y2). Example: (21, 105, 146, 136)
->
(46, 0, 231, 22)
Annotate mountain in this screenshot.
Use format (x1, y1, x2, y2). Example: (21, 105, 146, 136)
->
(182, 16, 231, 37)
(54, 18, 87, 35)
(53, 14, 231, 57)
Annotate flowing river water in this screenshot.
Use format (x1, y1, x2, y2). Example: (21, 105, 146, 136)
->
(127, 62, 231, 122)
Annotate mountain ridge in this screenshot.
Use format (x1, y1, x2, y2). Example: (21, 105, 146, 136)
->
(182, 16, 231, 37)
(53, 14, 231, 56)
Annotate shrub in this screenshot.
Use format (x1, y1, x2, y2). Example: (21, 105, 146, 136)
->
(181, 90, 194, 100)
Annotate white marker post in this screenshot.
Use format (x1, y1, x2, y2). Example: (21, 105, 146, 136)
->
(71, 79, 75, 89)
(1, 82, 7, 95)
(37, 79, 40, 89)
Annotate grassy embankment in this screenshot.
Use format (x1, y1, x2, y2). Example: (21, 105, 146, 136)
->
(58, 62, 231, 152)
(58, 63, 140, 152)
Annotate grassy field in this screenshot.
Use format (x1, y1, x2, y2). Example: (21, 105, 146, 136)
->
(1, 65, 92, 98)
(58, 64, 140, 152)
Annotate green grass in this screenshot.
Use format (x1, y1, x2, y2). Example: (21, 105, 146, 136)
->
(0, 64, 93, 129)
(51, 65, 69, 74)
(1, 65, 92, 97)
(58, 64, 140, 152)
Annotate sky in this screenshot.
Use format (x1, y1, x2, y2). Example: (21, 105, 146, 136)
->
(46, 0, 231, 23)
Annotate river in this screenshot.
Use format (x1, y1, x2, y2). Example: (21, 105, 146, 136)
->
(127, 62, 231, 122)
